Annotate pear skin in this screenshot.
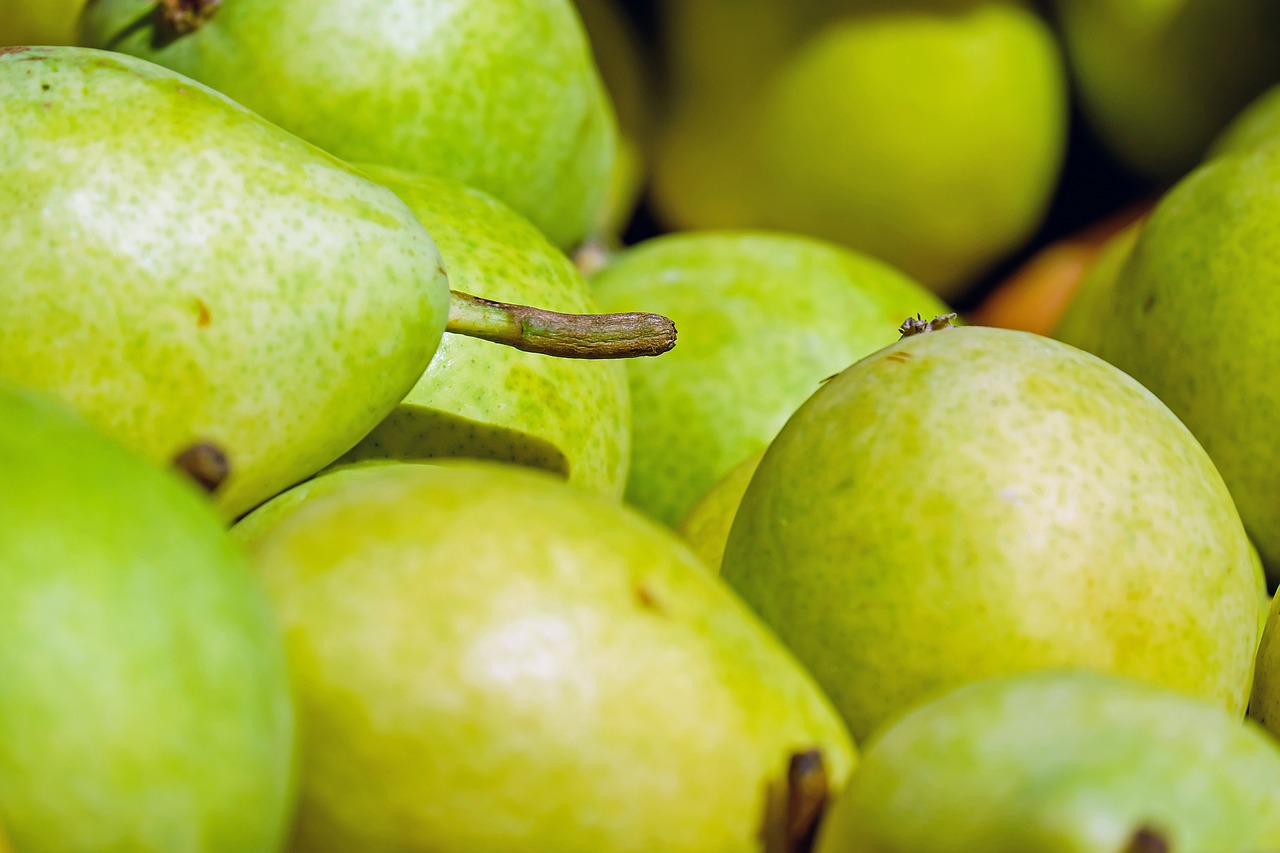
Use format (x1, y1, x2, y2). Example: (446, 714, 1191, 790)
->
(0, 46, 450, 518)
(233, 460, 855, 853)
(677, 450, 765, 573)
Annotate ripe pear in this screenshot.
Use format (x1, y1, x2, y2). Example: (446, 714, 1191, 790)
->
(0, 0, 82, 44)
(652, 1, 1067, 297)
(722, 323, 1259, 741)
(818, 671, 1280, 853)
(1088, 144, 1280, 578)
(1052, 219, 1144, 354)
(1052, 0, 1280, 179)
(0, 383, 295, 852)
(336, 166, 630, 496)
(0, 46, 671, 519)
(232, 460, 855, 853)
(677, 449, 765, 573)
(591, 231, 948, 526)
(80, 0, 616, 250)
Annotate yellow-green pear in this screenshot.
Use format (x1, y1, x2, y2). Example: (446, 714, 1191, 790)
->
(677, 450, 765, 573)
(1249, 591, 1280, 736)
(1209, 81, 1280, 161)
(0, 383, 295, 853)
(818, 671, 1280, 853)
(232, 460, 855, 853)
(592, 231, 948, 526)
(337, 167, 630, 496)
(1053, 219, 1144, 354)
(722, 322, 1259, 741)
(1052, 0, 1280, 179)
(80, 0, 617, 250)
(0, 0, 82, 44)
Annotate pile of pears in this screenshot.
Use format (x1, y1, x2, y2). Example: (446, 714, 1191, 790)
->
(5, 0, 1280, 851)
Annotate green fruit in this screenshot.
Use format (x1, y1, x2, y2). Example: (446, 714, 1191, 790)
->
(1250, 591, 1280, 736)
(677, 449, 764, 573)
(80, 0, 617, 250)
(232, 460, 855, 853)
(0, 384, 295, 852)
(1209, 81, 1280, 161)
(0, 0, 82, 44)
(818, 671, 1280, 853)
(1052, 0, 1280, 179)
(337, 166, 630, 496)
(591, 231, 948, 526)
(0, 46, 450, 518)
(1053, 219, 1143, 354)
(722, 323, 1258, 741)
(652, 1, 1067, 297)
(1089, 145, 1280, 577)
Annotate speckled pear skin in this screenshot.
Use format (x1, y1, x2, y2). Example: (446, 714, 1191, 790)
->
(677, 449, 764, 573)
(1090, 145, 1280, 579)
(0, 0, 83, 44)
(818, 672, 1280, 853)
(337, 167, 630, 497)
(722, 326, 1259, 741)
(591, 231, 949, 526)
(79, 0, 617, 250)
(0, 384, 296, 853)
(0, 46, 450, 519)
(231, 460, 855, 853)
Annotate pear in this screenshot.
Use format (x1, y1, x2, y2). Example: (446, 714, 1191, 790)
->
(1249, 589, 1280, 737)
(0, 383, 295, 852)
(652, 1, 1067, 297)
(721, 322, 1259, 741)
(1051, 0, 1280, 179)
(79, 0, 616, 250)
(591, 231, 948, 526)
(1052, 219, 1144, 355)
(0, 0, 82, 44)
(232, 460, 855, 853)
(336, 166, 630, 496)
(1087, 144, 1280, 578)
(1209, 81, 1280, 161)
(0, 46, 672, 519)
(677, 450, 764, 573)
(818, 671, 1280, 853)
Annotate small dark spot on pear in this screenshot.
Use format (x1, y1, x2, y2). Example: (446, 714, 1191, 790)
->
(172, 442, 230, 494)
(0, 45, 31, 56)
(41, 83, 50, 91)
(1142, 294, 1157, 314)
(436, 264, 447, 277)
(1125, 826, 1169, 853)
(634, 582, 663, 613)
(886, 350, 913, 364)
(195, 298, 212, 327)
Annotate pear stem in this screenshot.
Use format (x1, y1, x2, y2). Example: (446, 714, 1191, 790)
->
(446, 290, 676, 359)
(157, 0, 221, 34)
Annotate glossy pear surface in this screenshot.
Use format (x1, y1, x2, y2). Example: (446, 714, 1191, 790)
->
(0, 384, 295, 853)
(818, 672, 1280, 853)
(233, 460, 855, 853)
(592, 231, 947, 526)
(339, 167, 630, 496)
(1090, 145, 1280, 577)
(0, 46, 449, 518)
(722, 326, 1258, 740)
(81, 0, 616, 249)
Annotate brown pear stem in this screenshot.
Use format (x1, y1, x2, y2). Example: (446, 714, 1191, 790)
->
(157, 0, 221, 34)
(172, 442, 230, 494)
(446, 290, 676, 359)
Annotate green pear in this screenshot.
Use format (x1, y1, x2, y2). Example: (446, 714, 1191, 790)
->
(336, 166, 630, 496)
(652, 1, 1067, 297)
(1249, 589, 1280, 736)
(818, 671, 1280, 853)
(591, 231, 948, 526)
(1052, 0, 1280, 179)
(232, 460, 855, 853)
(677, 449, 765, 573)
(1209, 81, 1280, 161)
(80, 0, 616, 250)
(722, 322, 1259, 741)
(1087, 144, 1280, 578)
(1052, 219, 1143, 354)
(0, 0, 82, 44)
(0, 383, 295, 852)
(0, 46, 672, 519)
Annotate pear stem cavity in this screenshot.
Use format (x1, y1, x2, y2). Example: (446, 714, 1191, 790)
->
(157, 0, 221, 35)
(446, 290, 677, 359)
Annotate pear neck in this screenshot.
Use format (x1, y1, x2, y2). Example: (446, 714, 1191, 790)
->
(158, 0, 221, 35)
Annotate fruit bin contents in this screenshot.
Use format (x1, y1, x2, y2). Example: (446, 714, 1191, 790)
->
(4, 1, 1280, 851)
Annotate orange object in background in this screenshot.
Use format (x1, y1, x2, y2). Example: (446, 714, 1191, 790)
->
(968, 198, 1154, 335)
